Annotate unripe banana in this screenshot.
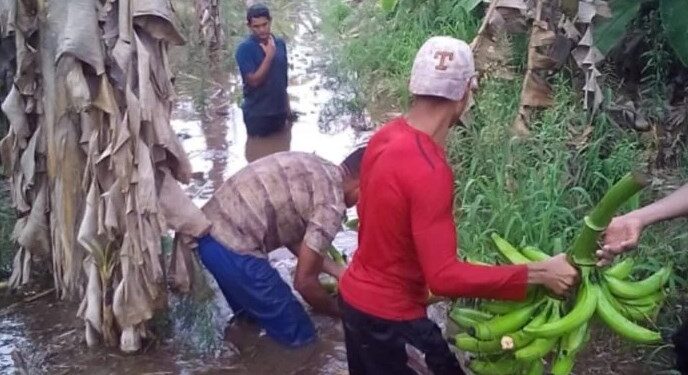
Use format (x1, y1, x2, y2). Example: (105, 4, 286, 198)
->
(514, 302, 560, 362)
(550, 320, 589, 374)
(449, 311, 481, 328)
(490, 233, 531, 264)
(481, 300, 530, 315)
(472, 300, 545, 340)
(550, 352, 575, 375)
(525, 359, 545, 375)
(521, 246, 550, 262)
(604, 266, 671, 299)
(603, 257, 635, 279)
(595, 285, 662, 344)
(524, 280, 597, 339)
(619, 291, 665, 307)
(327, 245, 347, 266)
(451, 333, 502, 354)
(344, 218, 359, 231)
(451, 307, 493, 321)
(469, 357, 522, 375)
(561, 321, 589, 356)
(600, 284, 656, 322)
(500, 300, 552, 350)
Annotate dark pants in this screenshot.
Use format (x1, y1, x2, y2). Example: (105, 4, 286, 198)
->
(674, 320, 688, 374)
(339, 296, 465, 375)
(244, 113, 289, 137)
(196, 234, 316, 347)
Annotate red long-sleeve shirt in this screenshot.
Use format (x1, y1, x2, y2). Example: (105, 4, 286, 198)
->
(339, 118, 529, 321)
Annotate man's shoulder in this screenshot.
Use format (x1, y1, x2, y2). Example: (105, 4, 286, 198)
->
(368, 120, 450, 175)
(274, 36, 287, 46)
(248, 151, 336, 172)
(236, 37, 257, 53)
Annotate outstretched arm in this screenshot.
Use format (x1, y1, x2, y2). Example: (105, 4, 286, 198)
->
(597, 182, 688, 265)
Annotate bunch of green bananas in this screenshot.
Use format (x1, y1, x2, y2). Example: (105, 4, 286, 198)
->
(447, 173, 672, 374)
(449, 234, 670, 374)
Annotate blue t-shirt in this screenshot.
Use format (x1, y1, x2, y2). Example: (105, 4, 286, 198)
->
(235, 35, 289, 118)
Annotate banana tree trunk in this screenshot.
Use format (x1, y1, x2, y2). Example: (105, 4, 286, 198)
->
(0, 0, 192, 353)
(195, 0, 224, 60)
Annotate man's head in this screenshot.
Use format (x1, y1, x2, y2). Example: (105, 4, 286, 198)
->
(408, 36, 478, 124)
(340, 147, 366, 208)
(246, 3, 272, 42)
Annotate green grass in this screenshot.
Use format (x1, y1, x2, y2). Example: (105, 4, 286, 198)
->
(321, 0, 480, 114)
(446, 73, 649, 263)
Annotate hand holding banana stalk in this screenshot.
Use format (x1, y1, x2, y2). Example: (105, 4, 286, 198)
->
(448, 172, 671, 375)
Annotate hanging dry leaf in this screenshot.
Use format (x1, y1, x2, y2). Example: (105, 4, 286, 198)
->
(531, 25, 556, 47)
(522, 72, 554, 107)
(498, 0, 528, 11)
(530, 51, 559, 70)
(578, 1, 597, 23)
(582, 46, 604, 66)
(579, 27, 593, 47)
(559, 17, 581, 41)
(512, 110, 531, 137)
(594, 0, 612, 18)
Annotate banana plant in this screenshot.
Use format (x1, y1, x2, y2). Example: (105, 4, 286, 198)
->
(595, 0, 688, 66)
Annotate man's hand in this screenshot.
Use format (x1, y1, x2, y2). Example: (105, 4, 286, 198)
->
(294, 243, 341, 318)
(260, 36, 276, 60)
(595, 214, 644, 266)
(527, 254, 579, 297)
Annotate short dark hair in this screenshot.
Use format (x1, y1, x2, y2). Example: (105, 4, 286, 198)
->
(341, 147, 366, 179)
(247, 3, 271, 23)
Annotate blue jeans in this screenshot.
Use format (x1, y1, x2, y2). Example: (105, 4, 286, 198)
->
(196, 234, 316, 347)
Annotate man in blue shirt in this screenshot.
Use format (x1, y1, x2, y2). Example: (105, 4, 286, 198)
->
(235, 4, 291, 162)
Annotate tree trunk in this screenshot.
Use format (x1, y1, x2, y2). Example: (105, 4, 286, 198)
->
(195, 0, 224, 63)
(0, 0, 192, 353)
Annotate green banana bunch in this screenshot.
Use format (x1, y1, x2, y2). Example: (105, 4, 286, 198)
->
(454, 221, 669, 374)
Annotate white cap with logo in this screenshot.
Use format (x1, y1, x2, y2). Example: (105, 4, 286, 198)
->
(409, 36, 477, 101)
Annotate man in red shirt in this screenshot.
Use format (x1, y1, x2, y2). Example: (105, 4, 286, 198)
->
(338, 36, 579, 374)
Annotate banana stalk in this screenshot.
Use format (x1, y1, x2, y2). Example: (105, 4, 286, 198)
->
(570, 172, 649, 266)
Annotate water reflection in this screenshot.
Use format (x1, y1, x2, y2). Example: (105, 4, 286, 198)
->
(172, 1, 368, 206)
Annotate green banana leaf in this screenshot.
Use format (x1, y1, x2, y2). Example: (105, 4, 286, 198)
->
(593, 0, 641, 55)
(380, 0, 399, 12)
(660, 0, 688, 66)
(459, 0, 484, 12)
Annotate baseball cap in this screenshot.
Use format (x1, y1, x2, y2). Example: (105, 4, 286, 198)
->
(409, 36, 478, 101)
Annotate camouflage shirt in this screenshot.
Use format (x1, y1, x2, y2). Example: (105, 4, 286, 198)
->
(201, 152, 347, 258)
